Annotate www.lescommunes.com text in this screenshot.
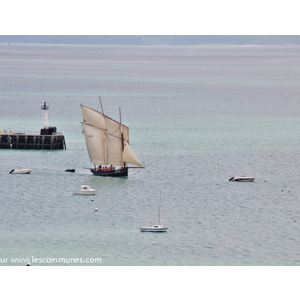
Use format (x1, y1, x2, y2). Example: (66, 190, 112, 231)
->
(1, 256, 102, 264)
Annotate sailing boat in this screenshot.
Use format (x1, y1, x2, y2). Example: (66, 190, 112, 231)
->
(80, 98, 144, 177)
(140, 191, 168, 232)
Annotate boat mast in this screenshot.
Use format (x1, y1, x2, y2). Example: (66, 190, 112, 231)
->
(119, 107, 126, 168)
(158, 190, 161, 225)
(93, 96, 103, 169)
(99, 96, 104, 114)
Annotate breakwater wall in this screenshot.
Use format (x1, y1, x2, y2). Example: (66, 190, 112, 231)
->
(0, 132, 66, 150)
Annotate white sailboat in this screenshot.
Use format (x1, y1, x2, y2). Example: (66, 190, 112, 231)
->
(80, 98, 144, 177)
(140, 191, 168, 232)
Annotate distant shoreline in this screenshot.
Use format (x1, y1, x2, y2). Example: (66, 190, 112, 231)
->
(1, 35, 300, 46)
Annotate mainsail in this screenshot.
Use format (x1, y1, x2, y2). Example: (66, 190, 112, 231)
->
(81, 104, 142, 167)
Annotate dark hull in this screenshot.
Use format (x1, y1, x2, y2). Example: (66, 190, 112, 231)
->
(229, 176, 255, 182)
(91, 167, 128, 177)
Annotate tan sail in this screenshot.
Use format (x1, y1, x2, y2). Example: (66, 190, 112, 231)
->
(104, 115, 129, 143)
(123, 141, 143, 166)
(82, 123, 107, 165)
(105, 133, 123, 165)
(81, 104, 129, 142)
(81, 105, 106, 131)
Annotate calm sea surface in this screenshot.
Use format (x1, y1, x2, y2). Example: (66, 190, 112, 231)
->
(1, 44, 300, 266)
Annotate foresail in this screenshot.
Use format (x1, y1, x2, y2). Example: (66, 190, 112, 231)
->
(81, 105, 106, 130)
(82, 123, 107, 165)
(123, 141, 143, 166)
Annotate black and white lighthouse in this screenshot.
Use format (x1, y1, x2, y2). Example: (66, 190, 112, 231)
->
(40, 102, 57, 136)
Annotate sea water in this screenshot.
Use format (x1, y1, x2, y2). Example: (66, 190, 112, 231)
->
(0, 43, 300, 266)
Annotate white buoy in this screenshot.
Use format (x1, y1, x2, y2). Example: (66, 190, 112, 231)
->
(95, 208, 98, 211)
(153, 242, 156, 245)
(91, 199, 94, 201)
(107, 192, 110, 195)
(264, 179, 266, 182)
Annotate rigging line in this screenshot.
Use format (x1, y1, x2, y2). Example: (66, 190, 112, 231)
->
(105, 132, 124, 140)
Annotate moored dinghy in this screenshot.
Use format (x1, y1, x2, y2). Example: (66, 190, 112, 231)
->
(9, 168, 32, 174)
(229, 176, 255, 182)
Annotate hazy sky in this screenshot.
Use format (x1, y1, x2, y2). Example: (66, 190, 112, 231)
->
(1, 1, 298, 35)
